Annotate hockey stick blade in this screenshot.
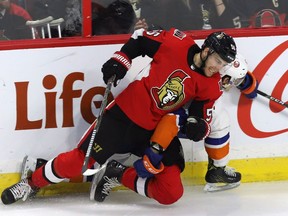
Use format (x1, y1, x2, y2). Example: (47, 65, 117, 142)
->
(257, 90, 288, 108)
(83, 161, 108, 176)
(81, 75, 115, 175)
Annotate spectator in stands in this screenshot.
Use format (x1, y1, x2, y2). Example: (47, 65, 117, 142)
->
(64, 0, 81, 36)
(209, 0, 250, 28)
(26, 0, 81, 37)
(140, 0, 287, 30)
(211, 0, 288, 29)
(134, 0, 247, 30)
(137, 0, 205, 31)
(92, 0, 136, 35)
(0, 0, 33, 40)
(26, 0, 64, 20)
(247, 0, 288, 28)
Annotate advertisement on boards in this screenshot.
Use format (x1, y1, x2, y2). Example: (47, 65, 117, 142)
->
(0, 36, 287, 175)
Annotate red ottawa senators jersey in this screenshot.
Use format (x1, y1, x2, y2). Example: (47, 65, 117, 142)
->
(114, 28, 223, 130)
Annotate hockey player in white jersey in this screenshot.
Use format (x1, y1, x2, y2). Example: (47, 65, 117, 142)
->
(203, 53, 252, 191)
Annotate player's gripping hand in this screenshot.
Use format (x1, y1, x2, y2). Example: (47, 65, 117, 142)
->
(185, 116, 210, 142)
(237, 71, 258, 99)
(134, 147, 164, 178)
(101, 51, 131, 87)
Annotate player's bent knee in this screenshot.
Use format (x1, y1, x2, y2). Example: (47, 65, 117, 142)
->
(156, 185, 184, 205)
(54, 148, 85, 178)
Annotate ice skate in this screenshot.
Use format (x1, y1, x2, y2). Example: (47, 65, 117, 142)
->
(90, 160, 126, 202)
(1, 178, 39, 205)
(204, 158, 241, 192)
(20, 155, 47, 179)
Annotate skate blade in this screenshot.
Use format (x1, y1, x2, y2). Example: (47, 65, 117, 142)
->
(204, 182, 240, 192)
(89, 163, 108, 201)
(20, 156, 37, 179)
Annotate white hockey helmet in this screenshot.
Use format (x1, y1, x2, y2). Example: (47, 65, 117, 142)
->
(220, 53, 248, 90)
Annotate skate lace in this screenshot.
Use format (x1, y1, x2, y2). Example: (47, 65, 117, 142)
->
(10, 179, 33, 201)
(224, 166, 236, 177)
(102, 176, 121, 195)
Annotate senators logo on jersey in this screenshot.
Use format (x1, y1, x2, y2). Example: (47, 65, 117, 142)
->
(151, 70, 189, 110)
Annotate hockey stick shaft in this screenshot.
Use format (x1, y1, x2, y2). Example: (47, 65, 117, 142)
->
(257, 90, 288, 108)
(82, 75, 115, 175)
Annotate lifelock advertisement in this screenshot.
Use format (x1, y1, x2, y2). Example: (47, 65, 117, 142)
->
(0, 36, 287, 173)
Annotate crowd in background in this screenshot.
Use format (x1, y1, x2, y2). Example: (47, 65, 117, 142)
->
(115, 0, 288, 32)
(0, 0, 81, 40)
(0, 0, 287, 40)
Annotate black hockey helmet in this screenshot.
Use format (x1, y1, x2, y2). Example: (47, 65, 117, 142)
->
(202, 32, 237, 63)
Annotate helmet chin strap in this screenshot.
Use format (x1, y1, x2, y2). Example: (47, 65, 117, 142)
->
(200, 48, 210, 69)
(200, 48, 212, 69)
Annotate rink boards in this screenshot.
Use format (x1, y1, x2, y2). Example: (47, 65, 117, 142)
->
(0, 34, 287, 195)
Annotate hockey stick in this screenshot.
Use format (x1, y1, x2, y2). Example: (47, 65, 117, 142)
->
(82, 75, 115, 176)
(257, 90, 288, 108)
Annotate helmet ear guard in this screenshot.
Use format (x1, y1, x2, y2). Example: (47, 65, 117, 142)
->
(220, 53, 248, 90)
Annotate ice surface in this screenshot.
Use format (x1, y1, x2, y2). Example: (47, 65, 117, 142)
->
(1, 181, 288, 216)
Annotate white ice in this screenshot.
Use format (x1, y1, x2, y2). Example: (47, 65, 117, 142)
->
(1, 181, 288, 216)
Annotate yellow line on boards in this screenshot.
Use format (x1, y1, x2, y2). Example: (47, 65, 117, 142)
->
(0, 157, 287, 196)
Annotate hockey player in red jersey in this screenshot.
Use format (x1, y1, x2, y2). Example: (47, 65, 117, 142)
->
(2, 28, 240, 205)
(89, 53, 258, 201)
(16, 53, 257, 203)
(9, 53, 258, 203)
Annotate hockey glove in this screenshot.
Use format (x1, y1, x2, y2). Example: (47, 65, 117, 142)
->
(185, 116, 211, 142)
(237, 71, 258, 99)
(101, 51, 131, 87)
(134, 147, 164, 178)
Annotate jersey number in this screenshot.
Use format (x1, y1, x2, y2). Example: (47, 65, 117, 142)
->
(205, 108, 213, 122)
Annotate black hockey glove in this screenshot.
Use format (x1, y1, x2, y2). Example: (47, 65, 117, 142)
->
(101, 51, 131, 87)
(185, 116, 210, 142)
